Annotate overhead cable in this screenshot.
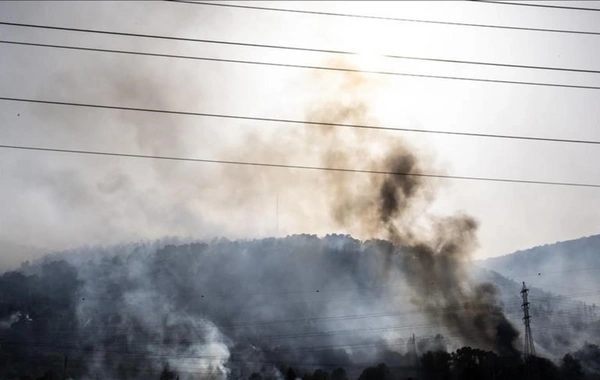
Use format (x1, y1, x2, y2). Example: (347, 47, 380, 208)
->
(168, 0, 600, 36)
(2, 143, 600, 189)
(3, 97, 600, 146)
(473, 0, 600, 12)
(3, 39, 600, 92)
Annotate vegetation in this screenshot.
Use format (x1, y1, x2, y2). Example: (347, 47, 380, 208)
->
(1, 236, 599, 379)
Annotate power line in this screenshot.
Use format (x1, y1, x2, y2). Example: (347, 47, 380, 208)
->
(36, 293, 595, 339)
(3, 96, 600, 146)
(6, 316, 594, 358)
(4, 295, 594, 353)
(3, 39, 600, 91)
(530, 289, 600, 301)
(40, 301, 532, 335)
(72, 297, 594, 333)
(528, 282, 600, 293)
(473, 0, 600, 12)
(16, 321, 588, 356)
(495, 266, 600, 277)
(26, 292, 595, 339)
(24, 320, 596, 363)
(70, 263, 600, 302)
(2, 313, 528, 349)
(169, 0, 600, 36)
(1, 27, 599, 91)
(3, 23, 600, 77)
(0, 339, 425, 370)
(2, 143, 600, 189)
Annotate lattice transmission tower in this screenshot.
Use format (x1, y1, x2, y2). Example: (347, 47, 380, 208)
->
(521, 281, 536, 357)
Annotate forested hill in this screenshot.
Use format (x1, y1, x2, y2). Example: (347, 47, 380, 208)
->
(1, 235, 599, 379)
(477, 234, 600, 304)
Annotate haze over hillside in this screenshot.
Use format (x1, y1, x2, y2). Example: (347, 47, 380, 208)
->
(2, 235, 599, 379)
(478, 234, 600, 305)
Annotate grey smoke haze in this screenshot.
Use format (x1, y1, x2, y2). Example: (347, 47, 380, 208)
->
(4, 236, 599, 379)
(3, 0, 600, 268)
(4, 2, 600, 377)
(5, 236, 504, 379)
(4, 57, 523, 379)
(478, 235, 600, 305)
(0, 0, 523, 361)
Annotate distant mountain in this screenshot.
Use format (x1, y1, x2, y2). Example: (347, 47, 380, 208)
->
(477, 234, 600, 305)
(473, 265, 598, 357)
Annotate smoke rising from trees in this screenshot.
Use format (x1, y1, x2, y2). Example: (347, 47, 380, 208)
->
(0, 54, 529, 378)
(271, 70, 520, 354)
(2, 237, 599, 379)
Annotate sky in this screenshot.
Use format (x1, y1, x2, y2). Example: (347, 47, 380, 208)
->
(1, 0, 600, 269)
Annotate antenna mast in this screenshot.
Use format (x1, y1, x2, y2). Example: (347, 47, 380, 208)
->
(521, 281, 536, 357)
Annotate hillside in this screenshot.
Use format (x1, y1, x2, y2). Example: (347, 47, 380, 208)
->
(477, 234, 600, 305)
(1, 235, 599, 379)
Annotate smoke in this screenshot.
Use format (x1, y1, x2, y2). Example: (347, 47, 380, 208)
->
(573, 343, 600, 374)
(3, 237, 424, 379)
(0, 312, 21, 330)
(2, 44, 522, 377)
(232, 68, 520, 355)
(4, 233, 526, 379)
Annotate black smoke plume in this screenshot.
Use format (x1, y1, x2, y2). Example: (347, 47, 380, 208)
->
(295, 70, 520, 355)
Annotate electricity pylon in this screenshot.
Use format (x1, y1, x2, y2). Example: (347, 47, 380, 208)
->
(521, 281, 536, 357)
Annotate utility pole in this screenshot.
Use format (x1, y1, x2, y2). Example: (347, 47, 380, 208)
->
(521, 282, 535, 357)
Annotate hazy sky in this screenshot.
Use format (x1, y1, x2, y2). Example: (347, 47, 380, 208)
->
(1, 1, 600, 269)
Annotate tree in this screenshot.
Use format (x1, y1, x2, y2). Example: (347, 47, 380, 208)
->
(331, 368, 348, 380)
(421, 350, 451, 380)
(358, 363, 391, 380)
(451, 347, 497, 380)
(560, 354, 584, 380)
(36, 370, 61, 380)
(286, 368, 298, 380)
(527, 356, 561, 380)
(313, 369, 330, 380)
(574, 343, 600, 374)
(159, 363, 178, 380)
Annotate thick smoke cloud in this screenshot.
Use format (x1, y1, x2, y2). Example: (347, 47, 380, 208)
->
(254, 69, 521, 355)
